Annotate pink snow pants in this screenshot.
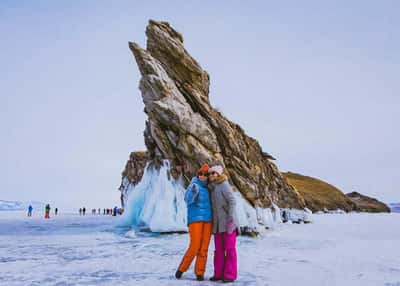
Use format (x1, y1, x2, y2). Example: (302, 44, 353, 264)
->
(213, 231, 237, 280)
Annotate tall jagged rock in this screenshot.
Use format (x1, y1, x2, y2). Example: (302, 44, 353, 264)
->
(128, 20, 305, 209)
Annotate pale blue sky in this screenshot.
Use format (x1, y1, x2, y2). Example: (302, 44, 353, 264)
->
(1, 1, 399, 209)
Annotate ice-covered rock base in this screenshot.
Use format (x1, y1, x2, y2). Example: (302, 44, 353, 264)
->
(118, 161, 187, 232)
(118, 160, 310, 234)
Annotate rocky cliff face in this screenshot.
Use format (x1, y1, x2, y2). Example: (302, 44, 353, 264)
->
(128, 20, 305, 209)
(118, 151, 148, 207)
(120, 151, 148, 185)
(346, 192, 390, 213)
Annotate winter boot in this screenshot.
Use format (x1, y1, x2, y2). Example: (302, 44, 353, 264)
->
(175, 270, 183, 279)
(223, 278, 235, 283)
(196, 275, 204, 281)
(210, 277, 222, 282)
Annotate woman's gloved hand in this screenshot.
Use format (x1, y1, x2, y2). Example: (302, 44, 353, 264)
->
(226, 216, 236, 234)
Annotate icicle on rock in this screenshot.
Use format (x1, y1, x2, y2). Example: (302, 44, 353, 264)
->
(118, 160, 187, 233)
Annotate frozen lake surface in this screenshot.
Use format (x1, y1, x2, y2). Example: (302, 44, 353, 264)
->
(0, 211, 399, 286)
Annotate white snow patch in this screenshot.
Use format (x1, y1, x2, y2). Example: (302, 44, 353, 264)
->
(124, 229, 137, 238)
(0, 212, 399, 285)
(0, 200, 45, 211)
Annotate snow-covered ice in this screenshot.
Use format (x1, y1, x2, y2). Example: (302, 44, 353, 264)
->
(0, 200, 45, 211)
(1, 211, 399, 286)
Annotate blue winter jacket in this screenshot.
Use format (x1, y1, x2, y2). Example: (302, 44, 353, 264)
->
(184, 177, 212, 225)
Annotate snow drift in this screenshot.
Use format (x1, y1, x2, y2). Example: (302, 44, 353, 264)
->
(0, 200, 45, 211)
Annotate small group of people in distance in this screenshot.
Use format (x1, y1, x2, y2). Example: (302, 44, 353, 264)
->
(26, 205, 121, 218)
(79, 206, 120, 216)
(27, 204, 58, 219)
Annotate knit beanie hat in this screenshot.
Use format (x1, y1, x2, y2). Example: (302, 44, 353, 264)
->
(197, 164, 209, 174)
(208, 165, 223, 175)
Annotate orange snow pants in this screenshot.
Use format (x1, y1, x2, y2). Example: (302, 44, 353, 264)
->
(178, 221, 212, 275)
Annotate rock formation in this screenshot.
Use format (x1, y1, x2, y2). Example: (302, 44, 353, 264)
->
(127, 20, 305, 209)
(118, 151, 148, 207)
(346, 192, 390, 213)
(120, 151, 148, 185)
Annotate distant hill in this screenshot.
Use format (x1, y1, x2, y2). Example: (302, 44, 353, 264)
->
(283, 172, 391, 213)
(346, 192, 390, 213)
(283, 172, 357, 212)
(0, 200, 45, 211)
(389, 203, 400, 213)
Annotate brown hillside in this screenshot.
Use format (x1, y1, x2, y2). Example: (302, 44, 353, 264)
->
(346, 192, 390, 213)
(283, 172, 357, 212)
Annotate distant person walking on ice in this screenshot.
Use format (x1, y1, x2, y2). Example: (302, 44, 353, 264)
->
(44, 204, 51, 219)
(176, 164, 212, 281)
(27, 205, 33, 217)
(208, 165, 238, 283)
(55, 208, 58, 215)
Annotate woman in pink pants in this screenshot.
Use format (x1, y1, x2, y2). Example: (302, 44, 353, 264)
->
(208, 165, 238, 283)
